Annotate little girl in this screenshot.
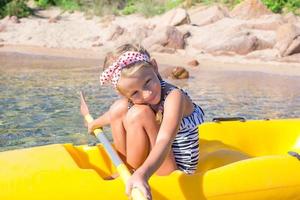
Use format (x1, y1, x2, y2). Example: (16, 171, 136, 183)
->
(81, 44, 204, 200)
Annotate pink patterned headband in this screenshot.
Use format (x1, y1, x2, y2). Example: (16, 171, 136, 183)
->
(100, 51, 150, 87)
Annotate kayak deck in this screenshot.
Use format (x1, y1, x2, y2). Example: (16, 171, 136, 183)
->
(1, 118, 300, 200)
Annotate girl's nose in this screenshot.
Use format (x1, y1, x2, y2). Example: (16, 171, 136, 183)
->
(142, 90, 152, 100)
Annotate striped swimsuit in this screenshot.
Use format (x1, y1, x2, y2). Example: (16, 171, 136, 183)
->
(160, 81, 204, 174)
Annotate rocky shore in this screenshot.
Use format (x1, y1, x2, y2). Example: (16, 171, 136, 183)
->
(0, 0, 300, 77)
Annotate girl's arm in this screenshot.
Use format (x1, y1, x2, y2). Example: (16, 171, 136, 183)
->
(87, 111, 110, 133)
(126, 89, 185, 198)
(80, 91, 111, 133)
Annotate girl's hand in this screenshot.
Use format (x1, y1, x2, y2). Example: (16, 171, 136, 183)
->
(126, 171, 152, 200)
(87, 120, 100, 134)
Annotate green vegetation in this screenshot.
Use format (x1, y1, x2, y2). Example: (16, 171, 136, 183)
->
(79, 0, 183, 17)
(0, 0, 184, 18)
(193, 0, 299, 13)
(0, 0, 32, 18)
(121, 0, 183, 17)
(193, 0, 241, 9)
(261, 0, 300, 14)
(35, 0, 79, 10)
(0, 0, 299, 19)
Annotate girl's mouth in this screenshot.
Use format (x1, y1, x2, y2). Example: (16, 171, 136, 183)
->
(147, 92, 160, 105)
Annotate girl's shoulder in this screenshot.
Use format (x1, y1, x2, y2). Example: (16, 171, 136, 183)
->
(161, 80, 189, 99)
(161, 80, 178, 92)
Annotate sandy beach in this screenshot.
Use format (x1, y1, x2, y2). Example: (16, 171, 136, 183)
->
(1, 0, 300, 76)
(1, 44, 300, 77)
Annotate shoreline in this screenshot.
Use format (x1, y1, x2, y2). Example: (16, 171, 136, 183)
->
(1, 44, 300, 76)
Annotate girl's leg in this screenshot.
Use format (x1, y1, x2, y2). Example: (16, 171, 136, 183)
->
(109, 98, 129, 162)
(124, 104, 177, 175)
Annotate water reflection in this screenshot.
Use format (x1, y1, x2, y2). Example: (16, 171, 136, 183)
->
(1, 54, 299, 151)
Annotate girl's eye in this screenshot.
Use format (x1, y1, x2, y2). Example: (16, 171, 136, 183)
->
(131, 91, 138, 98)
(145, 79, 151, 85)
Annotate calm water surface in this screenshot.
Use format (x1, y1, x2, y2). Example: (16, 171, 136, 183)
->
(1, 53, 300, 151)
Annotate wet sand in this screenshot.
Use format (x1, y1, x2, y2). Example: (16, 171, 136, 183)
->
(1, 44, 300, 77)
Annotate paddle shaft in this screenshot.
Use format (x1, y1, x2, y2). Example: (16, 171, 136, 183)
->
(84, 114, 147, 200)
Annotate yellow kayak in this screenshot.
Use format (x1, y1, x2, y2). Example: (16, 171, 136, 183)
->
(1, 118, 300, 200)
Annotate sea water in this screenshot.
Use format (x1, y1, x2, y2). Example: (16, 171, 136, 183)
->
(1, 53, 299, 151)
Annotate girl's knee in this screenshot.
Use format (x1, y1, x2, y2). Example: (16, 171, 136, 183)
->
(125, 105, 155, 126)
(109, 98, 128, 121)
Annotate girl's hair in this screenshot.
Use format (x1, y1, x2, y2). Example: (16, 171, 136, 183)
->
(102, 43, 151, 71)
(103, 43, 153, 91)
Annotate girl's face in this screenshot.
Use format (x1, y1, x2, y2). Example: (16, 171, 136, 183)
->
(117, 65, 161, 105)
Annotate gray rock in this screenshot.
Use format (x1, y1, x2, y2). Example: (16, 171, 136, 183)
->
(246, 49, 279, 61)
(190, 5, 229, 26)
(244, 14, 284, 30)
(142, 26, 185, 51)
(230, 0, 272, 19)
(280, 53, 300, 62)
(275, 23, 300, 57)
(152, 8, 190, 28)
